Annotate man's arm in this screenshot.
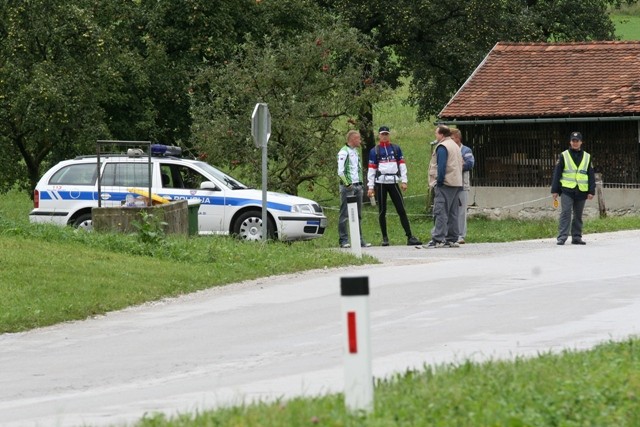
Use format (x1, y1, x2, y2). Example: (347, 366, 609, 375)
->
(337, 149, 349, 185)
(550, 154, 564, 195)
(436, 145, 448, 186)
(462, 146, 474, 172)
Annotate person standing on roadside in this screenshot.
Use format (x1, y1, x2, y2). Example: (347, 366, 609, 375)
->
(451, 129, 474, 244)
(337, 130, 371, 248)
(424, 125, 463, 248)
(366, 126, 422, 247)
(551, 131, 595, 245)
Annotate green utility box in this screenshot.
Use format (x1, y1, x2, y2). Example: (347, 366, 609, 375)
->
(187, 200, 201, 236)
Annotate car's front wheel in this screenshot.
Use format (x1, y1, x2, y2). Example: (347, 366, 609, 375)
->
(233, 210, 276, 241)
(71, 213, 93, 231)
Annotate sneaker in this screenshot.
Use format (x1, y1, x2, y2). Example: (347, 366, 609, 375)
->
(361, 242, 372, 248)
(422, 240, 445, 249)
(340, 243, 351, 248)
(444, 241, 460, 248)
(571, 239, 586, 245)
(381, 238, 390, 247)
(457, 238, 465, 244)
(556, 239, 565, 245)
(407, 236, 422, 246)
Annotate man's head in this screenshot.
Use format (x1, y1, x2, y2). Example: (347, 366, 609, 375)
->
(451, 128, 462, 147)
(378, 126, 390, 140)
(346, 130, 361, 147)
(569, 131, 583, 150)
(435, 124, 451, 141)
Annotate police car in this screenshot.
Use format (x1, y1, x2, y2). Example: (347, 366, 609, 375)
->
(29, 145, 327, 241)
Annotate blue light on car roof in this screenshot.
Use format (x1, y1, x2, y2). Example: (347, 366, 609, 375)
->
(151, 144, 182, 157)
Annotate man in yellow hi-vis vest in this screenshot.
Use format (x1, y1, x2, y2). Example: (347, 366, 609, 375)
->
(551, 131, 595, 245)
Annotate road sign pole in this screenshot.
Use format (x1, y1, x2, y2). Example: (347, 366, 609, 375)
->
(261, 140, 268, 241)
(251, 103, 271, 242)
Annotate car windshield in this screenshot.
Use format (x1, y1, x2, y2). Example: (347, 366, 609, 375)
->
(194, 161, 249, 190)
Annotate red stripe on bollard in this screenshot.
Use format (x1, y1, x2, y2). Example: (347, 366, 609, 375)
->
(347, 311, 357, 353)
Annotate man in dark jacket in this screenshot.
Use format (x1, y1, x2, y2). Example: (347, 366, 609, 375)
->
(551, 131, 596, 245)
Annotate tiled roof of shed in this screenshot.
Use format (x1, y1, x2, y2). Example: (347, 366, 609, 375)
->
(438, 41, 640, 120)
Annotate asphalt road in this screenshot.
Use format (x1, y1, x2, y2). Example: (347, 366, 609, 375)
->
(2, 230, 640, 427)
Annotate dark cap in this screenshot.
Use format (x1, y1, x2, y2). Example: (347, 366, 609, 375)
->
(570, 131, 582, 141)
(378, 126, 390, 134)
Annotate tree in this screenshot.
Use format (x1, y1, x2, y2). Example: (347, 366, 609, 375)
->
(190, 23, 385, 195)
(317, 0, 638, 121)
(0, 0, 111, 193)
(401, 0, 630, 120)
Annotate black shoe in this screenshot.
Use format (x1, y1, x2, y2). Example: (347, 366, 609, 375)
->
(381, 237, 390, 247)
(361, 242, 372, 248)
(571, 239, 586, 245)
(407, 236, 422, 246)
(340, 242, 351, 248)
(556, 239, 565, 246)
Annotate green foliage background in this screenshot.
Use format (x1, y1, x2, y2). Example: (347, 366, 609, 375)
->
(2, 0, 638, 197)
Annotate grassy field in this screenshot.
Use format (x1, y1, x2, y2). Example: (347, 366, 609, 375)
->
(612, 14, 640, 40)
(612, 2, 640, 40)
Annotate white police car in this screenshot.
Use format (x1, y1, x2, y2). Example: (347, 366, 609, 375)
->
(29, 145, 327, 241)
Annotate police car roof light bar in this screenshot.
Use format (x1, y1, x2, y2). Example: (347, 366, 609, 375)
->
(150, 144, 182, 157)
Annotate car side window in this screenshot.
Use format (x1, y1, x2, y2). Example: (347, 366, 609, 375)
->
(161, 164, 207, 189)
(160, 165, 173, 188)
(49, 164, 97, 185)
(180, 166, 206, 189)
(102, 163, 150, 187)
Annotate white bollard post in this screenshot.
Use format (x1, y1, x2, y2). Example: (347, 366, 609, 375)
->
(340, 276, 373, 414)
(346, 195, 362, 258)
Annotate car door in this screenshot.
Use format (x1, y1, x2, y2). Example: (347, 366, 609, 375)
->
(158, 162, 226, 234)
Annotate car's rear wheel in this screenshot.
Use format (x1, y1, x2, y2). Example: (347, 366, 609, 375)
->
(71, 213, 93, 231)
(233, 210, 276, 241)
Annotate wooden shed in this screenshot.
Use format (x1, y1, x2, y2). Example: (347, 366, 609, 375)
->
(438, 41, 640, 214)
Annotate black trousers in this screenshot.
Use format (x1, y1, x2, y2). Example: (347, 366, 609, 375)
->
(375, 183, 413, 239)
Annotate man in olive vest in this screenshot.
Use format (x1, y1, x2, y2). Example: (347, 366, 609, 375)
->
(551, 131, 596, 245)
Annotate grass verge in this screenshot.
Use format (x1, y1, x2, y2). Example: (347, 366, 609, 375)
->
(136, 338, 640, 426)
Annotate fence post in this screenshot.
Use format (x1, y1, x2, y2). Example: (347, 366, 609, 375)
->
(595, 172, 606, 219)
(347, 195, 362, 258)
(340, 276, 373, 414)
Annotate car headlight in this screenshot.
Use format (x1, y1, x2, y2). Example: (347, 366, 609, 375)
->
(291, 204, 314, 214)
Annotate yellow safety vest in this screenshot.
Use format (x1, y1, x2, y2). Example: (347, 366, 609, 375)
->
(560, 150, 590, 192)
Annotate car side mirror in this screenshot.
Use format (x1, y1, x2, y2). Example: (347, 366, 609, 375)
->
(200, 181, 219, 191)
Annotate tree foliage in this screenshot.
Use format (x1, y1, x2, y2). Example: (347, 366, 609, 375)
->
(190, 22, 385, 195)
(318, 0, 637, 120)
(0, 0, 112, 191)
(1, 0, 637, 196)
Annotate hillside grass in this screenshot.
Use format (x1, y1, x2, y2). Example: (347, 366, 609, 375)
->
(611, 2, 640, 40)
(612, 14, 640, 40)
